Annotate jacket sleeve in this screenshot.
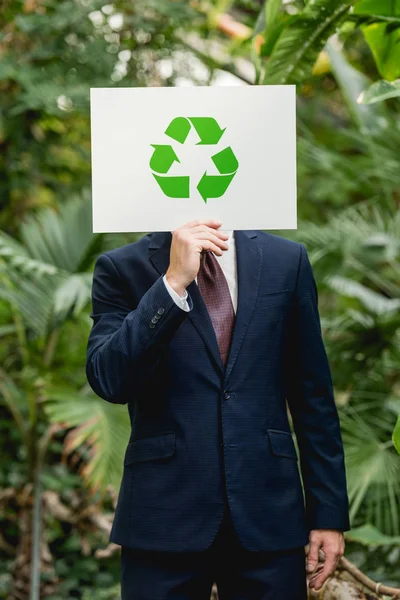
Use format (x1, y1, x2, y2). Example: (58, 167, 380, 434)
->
(286, 244, 351, 532)
(86, 253, 192, 404)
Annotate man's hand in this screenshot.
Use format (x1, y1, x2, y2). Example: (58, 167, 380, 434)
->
(165, 219, 229, 296)
(307, 529, 345, 592)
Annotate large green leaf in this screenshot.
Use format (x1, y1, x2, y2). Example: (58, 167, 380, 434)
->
(354, 0, 400, 81)
(295, 203, 400, 296)
(0, 270, 58, 337)
(393, 414, 400, 454)
(261, 0, 354, 84)
(341, 405, 400, 534)
(44, 386, 130, 491)
(362, 26, 400, 81)
(327, 276, 400, 315)
(20, 195, 97, 273)
(0, 197, 102, 336)
(326, 41, 388, 134)
(354, 0, 400, 14)
(325, 42, 397, 201)
(258, 0, 287, 58)
(359, 79, 400, 104)
(54, 273, 93, 320)
(345, 523, 400, 545)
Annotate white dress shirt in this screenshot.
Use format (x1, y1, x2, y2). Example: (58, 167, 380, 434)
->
(162, 230, 237, 313)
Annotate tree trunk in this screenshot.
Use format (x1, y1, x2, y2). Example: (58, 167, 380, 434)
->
(8, 485, 58, 600)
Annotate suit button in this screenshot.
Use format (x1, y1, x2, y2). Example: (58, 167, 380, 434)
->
(151, 316, 159, 324)
(157, 307, 165, 315)
(224, 391, 231, 400)
(149, 323, 156, 329)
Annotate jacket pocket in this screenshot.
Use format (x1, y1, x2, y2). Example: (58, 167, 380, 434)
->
(257, 290, 290, 308)
(259, 289, 289, 297)
(267, 429, 297, 460)
(124, 432, 176, 466)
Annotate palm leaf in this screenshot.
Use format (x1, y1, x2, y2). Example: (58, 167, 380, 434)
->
(0, 232, 58, 277)
(0, 196, 102, 335)
(341, 405, 400, 534)
(44, 386, 130, 491)
(327, 276, 400, 315)
(20, 194, 97, 273)
(53, 273, 93, 319)
(295, 203, 400, 296)
(0, 270, 57, 337)
(0, 371, 28, 440)
(261, 0, 354, 84)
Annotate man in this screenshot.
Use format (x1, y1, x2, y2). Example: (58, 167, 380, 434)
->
(86, 220, 350, 600)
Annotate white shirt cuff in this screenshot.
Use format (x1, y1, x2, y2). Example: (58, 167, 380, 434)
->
(163, 274, 190, 312)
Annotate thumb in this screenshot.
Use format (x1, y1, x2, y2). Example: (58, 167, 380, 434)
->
(307, 538, 320, 573)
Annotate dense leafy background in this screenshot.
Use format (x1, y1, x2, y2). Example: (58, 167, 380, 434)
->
(0, 0, 399, 597)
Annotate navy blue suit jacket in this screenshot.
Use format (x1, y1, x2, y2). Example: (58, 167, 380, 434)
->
(86, 230, 350, 552)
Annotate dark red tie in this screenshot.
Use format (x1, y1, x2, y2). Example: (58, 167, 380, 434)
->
(197, 251, 235, 367)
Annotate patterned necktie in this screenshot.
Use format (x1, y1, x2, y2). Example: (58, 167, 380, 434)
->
(197, 250, 235, 367)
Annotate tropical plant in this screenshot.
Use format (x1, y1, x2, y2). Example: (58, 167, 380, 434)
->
(1, 0, 400, 597)
(254, 0, 400, 99)
(0, 197, 131, 599)
(354, 0, 400, 103)
(294, 203, 400, 536)
(0, 0, 199, 231)
(239, 0, 400, 587)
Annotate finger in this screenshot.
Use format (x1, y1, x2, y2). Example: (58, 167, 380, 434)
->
(307, 563, 324, 583)
(194, 231, 229, 250)
(186, 219, 222, 231)
(200, 240, 225, 256)
(309, 551, 338, 591)
(191, 225, 229, 240)
(307, 539, 320, 574)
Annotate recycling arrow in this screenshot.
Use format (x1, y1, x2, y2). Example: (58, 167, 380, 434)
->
(150, 116, 239, 202)
(197, 147, 238, 203)
(211, 146, 238, 174)
(188, 117, 226, 145)
(197, 173, 236, 203)
(165, 117, 226, 145)
(150, 145, 180, 174)
(152, 175, 190, 198)
(165, 117, 191, 144)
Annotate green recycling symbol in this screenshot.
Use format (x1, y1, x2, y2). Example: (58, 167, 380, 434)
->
(149, 117, 239, 203)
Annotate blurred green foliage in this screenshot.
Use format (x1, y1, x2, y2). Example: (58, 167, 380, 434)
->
(0, 0, 198, 232)
(0, 0, 400, 597)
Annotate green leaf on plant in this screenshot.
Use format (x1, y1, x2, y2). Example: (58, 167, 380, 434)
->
(261, 0, 354, 85)
(326, 41, 388, 133)
(345, 523, 400, 546)
(358, 79, 400, 104)
(354, 0, 400, 80)
(393, 414, 400, 455)
(354, 0, 400, 18)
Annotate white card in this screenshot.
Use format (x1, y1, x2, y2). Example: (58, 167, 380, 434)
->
(90, 85, 297, 232)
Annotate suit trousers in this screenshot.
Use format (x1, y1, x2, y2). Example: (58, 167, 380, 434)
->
(120, 500, 308, 600)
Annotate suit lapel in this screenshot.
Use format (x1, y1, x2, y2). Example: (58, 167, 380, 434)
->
(224, 230, 262, 383)
(148, 230, 262, 381)
(149, 232, 224, 375)
(186, 280, 224, 375)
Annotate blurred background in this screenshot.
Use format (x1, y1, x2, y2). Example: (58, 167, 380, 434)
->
(0, 1, 400, 598)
